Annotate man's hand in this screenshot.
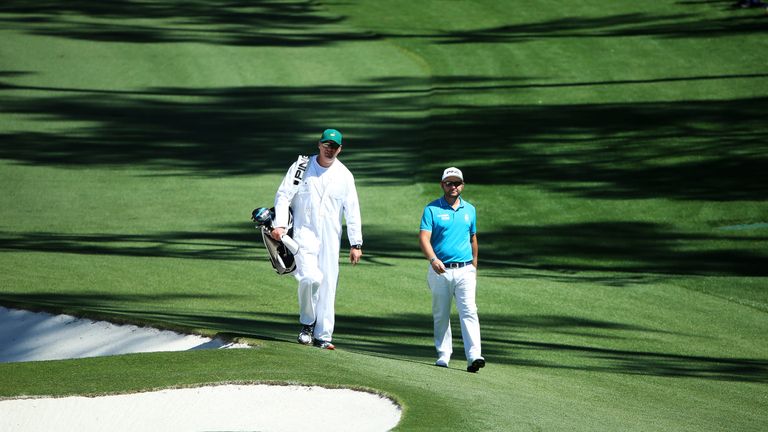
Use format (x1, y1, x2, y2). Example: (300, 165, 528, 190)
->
(349, 247, 362, 265)
(270, 227, 285, 242)
(431, 258, 446, 274)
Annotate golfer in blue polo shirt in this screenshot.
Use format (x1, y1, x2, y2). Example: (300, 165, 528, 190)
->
(419, 167, 485, 373)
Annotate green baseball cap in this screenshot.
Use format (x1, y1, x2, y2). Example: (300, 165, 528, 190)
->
(320, 128, 342, 145)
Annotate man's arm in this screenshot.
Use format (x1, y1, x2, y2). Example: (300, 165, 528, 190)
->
(470, 233, 478, 268)
(420, 230, 445, 274)
(271, 162, 299, 241)
(342, 177, 363, 247)
(343, 175, 363, 265)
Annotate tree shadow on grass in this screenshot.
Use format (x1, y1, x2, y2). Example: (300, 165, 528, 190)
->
(429, 11, 768, 44)
(1, 77, 765, 199)
(0, 0, 378, 46)
(2, 218, 763, 278)
(480, 222, 768, 277)
(0, 226, 261, 261)
(484, 337, 768, 383)
(361, 221, 768, 279)
(420, 96, 768, 201)
(1, 2, 765, 46)
(339, 312, 768, 383)
(0, 81, 429, 182)
(477, 313, 768, 383)
(1, 293, 766, 383)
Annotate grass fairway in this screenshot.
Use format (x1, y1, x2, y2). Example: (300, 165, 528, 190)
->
(1, 1, 767, 430)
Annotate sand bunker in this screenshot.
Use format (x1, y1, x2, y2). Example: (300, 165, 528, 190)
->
(0, 307, 401, 431)
(0, 384, 401, 432)
(0, 306, 247, 363)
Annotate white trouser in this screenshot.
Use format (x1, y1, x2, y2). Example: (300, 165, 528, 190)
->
(294, 234, 338, 342)
(427, 264, 482, 365)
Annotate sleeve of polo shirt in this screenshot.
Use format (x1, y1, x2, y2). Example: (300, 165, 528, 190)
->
(420, 205, 433, 232)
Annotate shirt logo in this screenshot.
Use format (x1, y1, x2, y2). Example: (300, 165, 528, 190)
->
(465, 214, 470, 223)
(438, 214, 450, 221)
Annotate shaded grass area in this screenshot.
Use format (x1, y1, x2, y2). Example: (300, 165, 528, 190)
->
(0, 82, 768, 201)
(1, 0, 767, 45)
(1, 0, 768, 430)
(2, 292, 766, 385)
(0, 0, 376, 46)
(0, 227, 258, 261)
(1, 218, 766, 284)
(1, 82, 766, 200)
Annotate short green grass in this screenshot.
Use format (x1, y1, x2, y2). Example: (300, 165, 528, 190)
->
(1, 1, 767, 430)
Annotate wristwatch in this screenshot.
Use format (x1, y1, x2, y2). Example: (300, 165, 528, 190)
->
(352, 244, 362, 250)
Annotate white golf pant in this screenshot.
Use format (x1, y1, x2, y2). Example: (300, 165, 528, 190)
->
(427, 264, 481, 364)
(294, 239, 337, 342)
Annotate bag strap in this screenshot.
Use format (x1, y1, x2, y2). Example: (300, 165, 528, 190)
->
(292, 155, 310, 186)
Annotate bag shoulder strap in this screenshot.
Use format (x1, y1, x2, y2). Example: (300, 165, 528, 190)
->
(292, 155, 310, 186)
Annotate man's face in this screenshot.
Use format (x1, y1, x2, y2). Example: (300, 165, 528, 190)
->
(441, 177, 464, 197)
(317, 141, 342, 163)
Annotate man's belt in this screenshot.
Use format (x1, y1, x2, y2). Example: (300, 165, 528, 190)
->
(444, 261, 473, 269)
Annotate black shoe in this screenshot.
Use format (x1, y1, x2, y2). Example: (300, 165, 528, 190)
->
(467, 358, 486, 373)
(297, 324, 314, 345)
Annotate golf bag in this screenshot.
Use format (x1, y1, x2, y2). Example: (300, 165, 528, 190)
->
(251, 155, 309, 276)
(252, 207, 296, 275)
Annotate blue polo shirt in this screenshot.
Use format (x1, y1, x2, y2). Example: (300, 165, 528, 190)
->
(420, 197, 476, 263)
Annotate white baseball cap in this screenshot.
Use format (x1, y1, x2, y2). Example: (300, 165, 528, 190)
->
(441, 167, 463, 182)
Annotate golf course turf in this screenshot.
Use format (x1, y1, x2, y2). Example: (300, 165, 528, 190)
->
(1, 1, 767, 430)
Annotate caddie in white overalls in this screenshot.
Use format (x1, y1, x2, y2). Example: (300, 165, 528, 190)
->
(419, 167, 485, 372)
(271, 129, 363, 350)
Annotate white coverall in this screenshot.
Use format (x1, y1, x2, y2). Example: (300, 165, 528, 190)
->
(274, 155, 362, 343)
